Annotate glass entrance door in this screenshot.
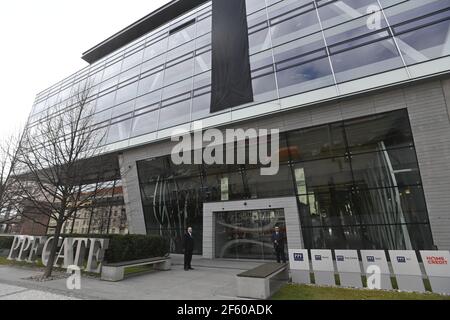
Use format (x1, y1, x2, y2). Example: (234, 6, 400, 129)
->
(215, 209, 286, 260)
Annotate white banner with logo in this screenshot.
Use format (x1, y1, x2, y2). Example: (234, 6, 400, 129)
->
(311, 249, 335, 286)
(360, 250, 392, 290)
(389, 250, 425, 293)
(335, 250, 362, 288)
(420, 250, 450, 295)
(288, 249, 310, 284)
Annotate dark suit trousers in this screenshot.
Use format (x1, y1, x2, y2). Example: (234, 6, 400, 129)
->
(275, 246, 286, 263)
(184, 250, 193, 269)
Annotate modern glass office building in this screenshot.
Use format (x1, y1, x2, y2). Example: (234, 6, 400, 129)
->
(26, 0, 450, 259)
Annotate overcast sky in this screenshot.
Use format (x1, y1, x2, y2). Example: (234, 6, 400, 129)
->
(0, 0, 170, 138)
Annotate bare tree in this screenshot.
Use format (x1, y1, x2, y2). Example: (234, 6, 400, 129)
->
(12, 82, 117, 278)
(0, 132, 23, 232)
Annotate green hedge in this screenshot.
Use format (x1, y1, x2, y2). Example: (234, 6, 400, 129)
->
(60, 234, 169, 263)
(0, 236, 14, 250)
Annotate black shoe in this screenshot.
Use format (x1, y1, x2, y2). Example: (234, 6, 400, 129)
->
(189, 267, 194, 270)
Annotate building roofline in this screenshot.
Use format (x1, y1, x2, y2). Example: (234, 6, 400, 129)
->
(81, 0, 208, 64)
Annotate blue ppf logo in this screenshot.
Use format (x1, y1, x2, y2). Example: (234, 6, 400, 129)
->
(367, 256, 375, 262)
(294, 253, 304, 262)
(315, 255, 322, 261)
(397, 256, 406, 263)
(337, 255, 344, 262)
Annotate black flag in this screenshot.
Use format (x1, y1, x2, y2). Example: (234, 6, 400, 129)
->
(210, 0, 254, 113)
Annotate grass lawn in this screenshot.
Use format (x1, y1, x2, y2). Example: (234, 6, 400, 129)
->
(0, 256, 45, 268)
(272, 284, 450, 300)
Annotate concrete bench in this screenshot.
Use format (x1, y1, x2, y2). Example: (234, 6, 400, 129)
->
(236, 263, 289, 299)
(101, 257, 171, 282)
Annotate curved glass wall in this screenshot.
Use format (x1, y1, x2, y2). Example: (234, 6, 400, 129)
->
(137, 110, 435, 254)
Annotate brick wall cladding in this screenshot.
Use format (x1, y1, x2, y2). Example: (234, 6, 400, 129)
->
(120, 76, 450, 250)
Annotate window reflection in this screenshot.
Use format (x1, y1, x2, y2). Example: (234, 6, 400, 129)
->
(330, 39, 403, 83)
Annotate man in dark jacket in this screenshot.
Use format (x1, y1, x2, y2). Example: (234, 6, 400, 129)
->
(184, 227, 195, 271)
(271, 226, 286, 263)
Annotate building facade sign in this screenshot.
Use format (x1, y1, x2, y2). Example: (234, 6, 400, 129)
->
(360, 250, 392, 290)
(311, 249, 335, 286)
(8, 235, 109, 274)
(288, 249, 310, 284)
(389, 250, 425, 293)
(335, 250, 362, 288)
(419, 250, 450, 295)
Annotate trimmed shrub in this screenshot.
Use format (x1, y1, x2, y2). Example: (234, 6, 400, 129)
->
(0, 236, 14, 250)
(60, 234, 169, 263)
(105, 235, 169, 263)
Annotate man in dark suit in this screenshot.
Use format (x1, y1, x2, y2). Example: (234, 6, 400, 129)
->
(271, 226, 286, 264)
(184, 227, 195, 271)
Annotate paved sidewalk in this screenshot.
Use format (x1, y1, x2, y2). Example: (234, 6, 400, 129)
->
(0, 282, 79, 300)
(0, 255, 264, 300)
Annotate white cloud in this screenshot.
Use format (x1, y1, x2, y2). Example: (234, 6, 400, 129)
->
(0, 0, 170, 137)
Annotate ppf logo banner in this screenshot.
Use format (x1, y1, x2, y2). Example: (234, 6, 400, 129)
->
(171, 121, 280, 176)
(294, 253, 304, 262)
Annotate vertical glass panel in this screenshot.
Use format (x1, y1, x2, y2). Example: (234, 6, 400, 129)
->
(249, 27, 272, 54)
(106, 117, 132, 144)
(196, 16, 212, 37)
(351, 148, 421, 190)
(192, 93, 211, 120)
(102, 61, 123, 81)
(287, 123, 347, 162)
(121, 49, 144, 71)
(162, 78, 193, 101)
(246, 0, 266, 14)
(252, 72, 278, 103)
(119, 65, 141, 83)
(317, 0, 380, 29)
(276, 55, 335, 97)
(384, 0, 449, 26)
(245, 166, 295, 198)
(111, 100, 135, 118)
(163, 58, 195, 85)
(95, 91, 116, 112)
(293, 157, 353, 194)
(324, 14, 389, 46)
(395, 19, 450, 65)
(270, 7, 321, 46)
(330, 39, 404, 83)
(158, 100, 191, 129)
(195, 51, 212, 74)
(131, 109, 159, 137)
(135, 90, 162, 110)
(138, 71, 164, 96)
(143, 37, 168, 61)
(344, 110, 414, 153)
(140, 56, 165, 74)
(115, 81, 138, 105)
(168, 23, 196, 49)
(93, 108, 112, 124)
(98, 76, 119, 93)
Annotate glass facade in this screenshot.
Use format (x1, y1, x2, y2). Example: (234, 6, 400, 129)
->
(137, 110, 435, 255)
(27, 0, 450, 149)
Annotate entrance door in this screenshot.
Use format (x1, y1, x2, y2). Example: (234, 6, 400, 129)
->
(214, 209, 286, 260)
